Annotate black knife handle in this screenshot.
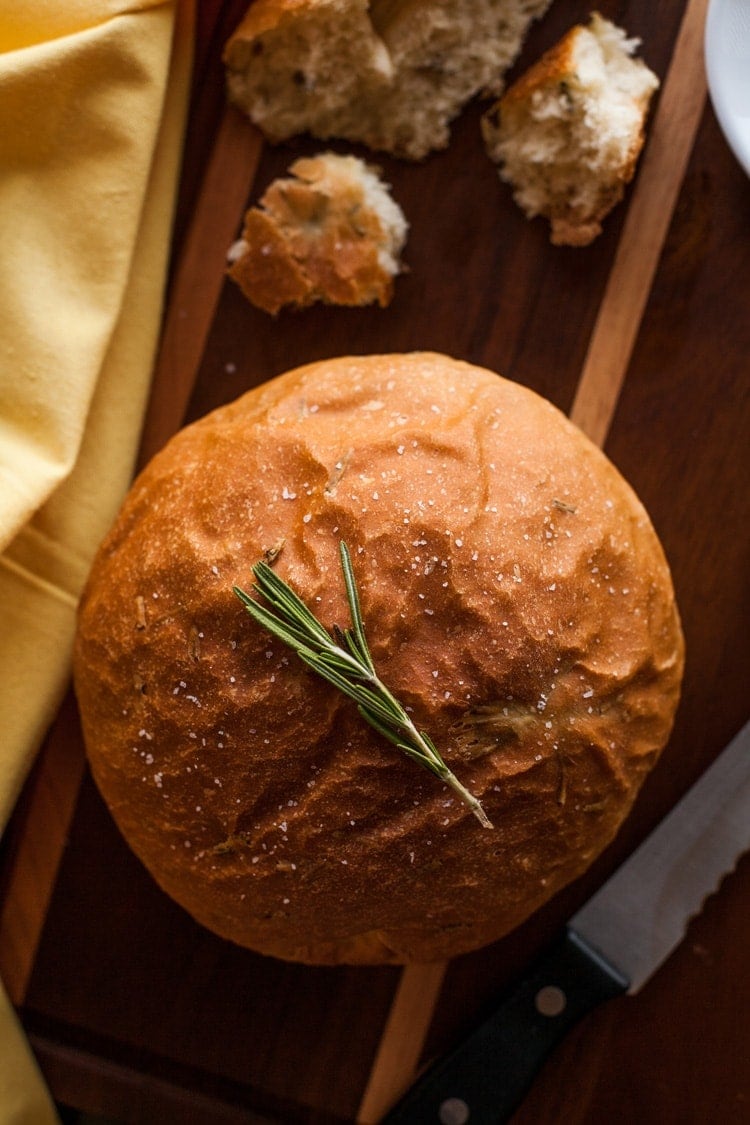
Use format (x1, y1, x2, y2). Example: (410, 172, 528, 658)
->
(381, 928, 628, 1125)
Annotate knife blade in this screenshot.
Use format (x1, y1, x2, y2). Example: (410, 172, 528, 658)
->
(381, 718, 750, 1125)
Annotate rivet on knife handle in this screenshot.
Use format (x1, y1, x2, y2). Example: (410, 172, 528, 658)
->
(381, 929, 627, 1125)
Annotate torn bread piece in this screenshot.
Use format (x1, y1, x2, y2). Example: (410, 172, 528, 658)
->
(224, 1, 394, 148)
(481, 12, 659, 245)
(228, 152, 408, 314)
(224, 0, 553, 160)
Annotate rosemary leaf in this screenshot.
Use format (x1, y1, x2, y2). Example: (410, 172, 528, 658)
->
(340, 625, 370, 669)
(399, 744, 446, 776)
(234, 542, 493, 829)
(301, 652, 407, 731)
(233, 588, 315, 653)
(357, 707, 436, 769)
(252, 563, 331, 646)
(315, 648, 365, 677)
(339, 542, 375, 673)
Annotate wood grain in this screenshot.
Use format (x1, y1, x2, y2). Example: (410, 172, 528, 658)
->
(569, 0, 710, 445)
(355, 1, 711, 1116)
(4, 0, 750, 1121)
(137, 105, 262, 469)
(28, 1031, 280, 1125)
(356, 962, 447, 1124)
(0, 696, 86, 1006)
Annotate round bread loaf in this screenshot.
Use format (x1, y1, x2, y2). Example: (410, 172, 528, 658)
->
(73, 353, 684, 964)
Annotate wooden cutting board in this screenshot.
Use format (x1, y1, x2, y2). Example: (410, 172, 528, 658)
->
(2, 1, 749, 1122)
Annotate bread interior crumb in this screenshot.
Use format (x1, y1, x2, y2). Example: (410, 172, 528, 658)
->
(483, 13, 659, 244)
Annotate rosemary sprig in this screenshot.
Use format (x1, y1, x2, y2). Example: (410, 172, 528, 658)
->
(233, 541, 493, 829)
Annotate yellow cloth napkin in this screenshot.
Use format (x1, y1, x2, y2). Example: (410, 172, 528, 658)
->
(0, 0, 193, 1119)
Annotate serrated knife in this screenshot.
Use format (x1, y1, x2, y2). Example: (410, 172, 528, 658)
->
(382, 719, 750, 1125)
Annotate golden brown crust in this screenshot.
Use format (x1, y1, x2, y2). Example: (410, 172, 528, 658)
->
(228, 154, 403, 314)
(499, 23, 579, 111)
(74, 353, 684, 964)
(230, 210, 314, 313)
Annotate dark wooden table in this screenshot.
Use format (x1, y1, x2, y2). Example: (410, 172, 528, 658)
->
(2, 0, 749, 1122)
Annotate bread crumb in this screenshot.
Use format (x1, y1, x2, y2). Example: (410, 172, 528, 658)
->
(482, 13, 659, 245)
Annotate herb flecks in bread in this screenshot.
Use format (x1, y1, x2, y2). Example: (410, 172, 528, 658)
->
(235, 541, 493, 827)
(228, 152, 407, 313)
(73, 353, 684, 965)
(482, 13, 659, 245)
(224, 0, 553, 160)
